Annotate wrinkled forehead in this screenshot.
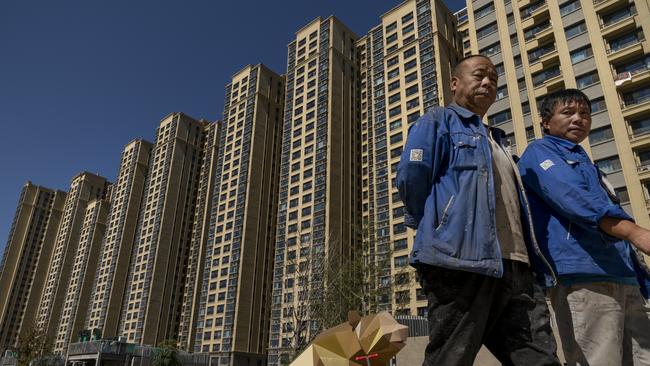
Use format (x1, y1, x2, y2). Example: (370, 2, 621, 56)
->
(552, 99, 591, 111)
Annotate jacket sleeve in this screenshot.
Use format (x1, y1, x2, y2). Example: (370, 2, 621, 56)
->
(396, 108, 448, 228)
(518, 143, 633, 237)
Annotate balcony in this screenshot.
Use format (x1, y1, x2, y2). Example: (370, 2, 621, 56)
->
(613, 55, 650, 88)
(606, 30, 646, 62)
(628, 117, 650, 148)
(594, 0, 631, 13)
(600, 5, 637, 34)
(622, 86, 650, 118)
(528, 42, 557, 70)
(521, 1, 548, 29)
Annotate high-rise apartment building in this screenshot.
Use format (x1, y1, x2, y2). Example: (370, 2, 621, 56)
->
(86, 139, 153, 338)
(119, 113, 207, 345)
(54, 199, 109, 352)
(358, 0, 461, 318)
(36, 172, 109, 341)
(455, 0, 650, 227)
(268, 17, 362, 365)
(182, 64, 285, 366)
(177, 122, 221, 352)
(0, 182, 66, 351)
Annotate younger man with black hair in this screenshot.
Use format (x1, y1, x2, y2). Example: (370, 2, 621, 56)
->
(518, 89, 650, 366)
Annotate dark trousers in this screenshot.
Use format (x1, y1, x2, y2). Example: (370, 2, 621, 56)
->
(418, 260, 561, 366)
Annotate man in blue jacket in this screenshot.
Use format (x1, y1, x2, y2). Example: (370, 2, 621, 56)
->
(397, 55, 561, 366)
(518, 88, 650, 366)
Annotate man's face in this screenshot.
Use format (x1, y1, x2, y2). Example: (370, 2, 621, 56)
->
(451, 57, 498, 117)
(542, 101, 592, 144)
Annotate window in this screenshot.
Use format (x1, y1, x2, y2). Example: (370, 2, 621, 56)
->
(394, 255, 409, 268)
(386, 21, 397, 33)
(576, 71, 599, 88)
(474, 3, 495, 19)
(526, 127, 536, 142)
(387, 56, 399, 67)
(404, 47, 416, 59)
(405, 71, 418, 83)
(406, 84, 419, 96)
(386, 33, 398, 44)
(387, 68, 400, 79)
(402, 12, 413, 23)
(630, 117, 650, 137)
(404, 59, 417, 71)
(589, 126, 614, 144)
(488, 109, 512, 125)
(565, 21, 587, 38)
(591, 98, 607, 113)
(560, 0, 581, 15)
(389, 106, 402, 117)
(595, 156, 622, 174)
(570, 46, 593, 64)
(388, 93, 401, 104)
(388, 80, 400, 91)
(390, 119, 402, 131)
(480, 42, 501, 56)
(496, 85, 508, 100)
(406, 98, 419, 109)
(402, 23, 415, 35)
(614, 188, 630, 203)
(477, 22, 498, 39)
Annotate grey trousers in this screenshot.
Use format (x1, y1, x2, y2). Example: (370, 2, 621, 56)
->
(550, 282, 650, 366)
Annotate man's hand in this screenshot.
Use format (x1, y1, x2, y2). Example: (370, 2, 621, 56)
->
(628, 227, 650, 255)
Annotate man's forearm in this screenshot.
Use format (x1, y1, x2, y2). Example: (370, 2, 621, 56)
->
(600, 217, 650, 254)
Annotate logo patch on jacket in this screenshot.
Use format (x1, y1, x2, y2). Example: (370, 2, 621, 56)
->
(540, 159, 555, 170)
(410, 149, 423, 162)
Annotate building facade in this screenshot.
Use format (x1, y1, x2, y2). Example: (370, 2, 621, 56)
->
(118, 113, 207, 346)
(86, 139, 153, 339)
(181, 64, 284, 366)
(35, 172, 109, 342)
(54, 199, 109, 352)
(0, 182, 66, 351)
(267, 16, 362, 365)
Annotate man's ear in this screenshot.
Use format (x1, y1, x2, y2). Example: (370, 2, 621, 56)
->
(450, 76, 458, 94)
(541, 119, 550, 132)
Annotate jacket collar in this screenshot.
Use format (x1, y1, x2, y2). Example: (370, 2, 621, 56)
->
(543, 134, 583, 152)
(448, 103, 480, 122)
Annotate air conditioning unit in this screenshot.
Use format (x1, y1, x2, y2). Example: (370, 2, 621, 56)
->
(118, 336, 127, 343)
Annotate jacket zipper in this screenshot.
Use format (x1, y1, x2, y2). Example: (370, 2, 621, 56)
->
(499, 142, 558, 285)
(567, 222, 572, 240)
(436, 195, 455, 231)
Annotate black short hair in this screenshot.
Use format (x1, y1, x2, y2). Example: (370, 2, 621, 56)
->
(452, 54, 494, 77)
(540, 89, 591, 123)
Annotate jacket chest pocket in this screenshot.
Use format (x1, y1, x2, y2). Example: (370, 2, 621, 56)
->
(451, 133, 485, 170)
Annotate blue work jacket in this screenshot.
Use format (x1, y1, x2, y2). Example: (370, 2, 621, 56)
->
(518, 135, 650, 296)
(396, 104, 556, 284)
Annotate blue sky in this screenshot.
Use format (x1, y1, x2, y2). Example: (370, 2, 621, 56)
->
(0, 0, 466, 249)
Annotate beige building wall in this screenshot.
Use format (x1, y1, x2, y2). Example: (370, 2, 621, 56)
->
(35, 172, 109, 341)
(184, 64, 284, 366)
(358, 0, 461, 318)
(119, 113, 206, 346)
(54, 199, 109, 353)
(86, 139, 153, 338)
(0, 183, 66, 351)
(177, 122, 221, 352)
(268, 16, 361, 366)
(458, 0, 650, 228)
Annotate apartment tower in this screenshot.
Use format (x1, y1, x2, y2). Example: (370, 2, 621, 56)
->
(268, 17, 362, 365)
(54, 199, 109, 352)
(118, 113, 206, 345)
(86, 139, 153, 338)
(457, 0, 650, 227)
(0, 183, 66, 351)
(35, 172, 109, 342)
(177, 122, 221, 351)
(358, 0, 461, 318)
(181, 64, 284, 366)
